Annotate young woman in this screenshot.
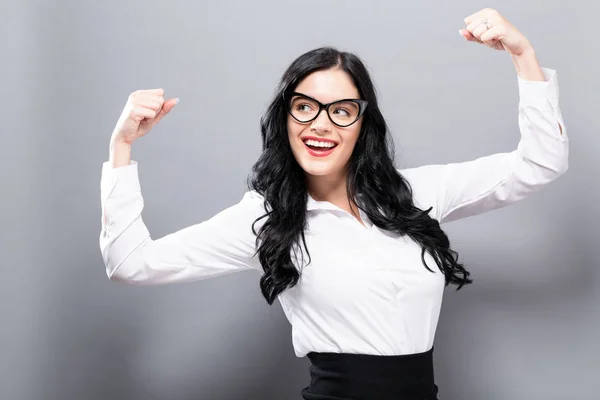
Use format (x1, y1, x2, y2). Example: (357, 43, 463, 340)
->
(100, 8, 568, 400)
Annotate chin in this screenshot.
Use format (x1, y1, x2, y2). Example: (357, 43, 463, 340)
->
(298, 161, 340, 177)
(291, 144, 348, 179)
(304, 167, 334, 177)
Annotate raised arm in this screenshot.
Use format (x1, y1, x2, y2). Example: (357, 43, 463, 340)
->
(400, 9, 568, 224)
(100, 161, 264, 284)
(99, 89, 264, 284)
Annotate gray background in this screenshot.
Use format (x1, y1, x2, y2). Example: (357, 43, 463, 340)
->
(1, 0, 598, 399)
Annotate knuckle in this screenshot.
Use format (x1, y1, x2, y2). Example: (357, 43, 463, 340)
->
(128, 90, 144, 102)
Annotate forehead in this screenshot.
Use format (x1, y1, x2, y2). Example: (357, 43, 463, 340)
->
(294, 68, 359, 103)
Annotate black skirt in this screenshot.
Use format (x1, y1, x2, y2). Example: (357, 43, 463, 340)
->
(300, 347, 438, 400)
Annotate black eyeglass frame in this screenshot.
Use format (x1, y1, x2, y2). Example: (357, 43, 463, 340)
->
(285, 92, 368, 128)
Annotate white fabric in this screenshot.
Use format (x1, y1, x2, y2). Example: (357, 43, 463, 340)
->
(99, 68, 568, 357)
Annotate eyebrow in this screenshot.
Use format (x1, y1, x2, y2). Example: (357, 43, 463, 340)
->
(293, 92, 361, 103)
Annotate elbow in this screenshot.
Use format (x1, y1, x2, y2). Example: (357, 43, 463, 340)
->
(552, 148, 569, 178)
(524, 146, 569, 183)
(106, 264, 138, 284)
(104, 249, 153, 285)
(106, 260, 153, 285)
(106, 267, 132, 284)
(557, 157, 569, 177)
(101, 235, 157, 285)
(542, 157, 568, 185)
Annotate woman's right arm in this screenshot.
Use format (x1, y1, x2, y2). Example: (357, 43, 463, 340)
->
(100, 89, 265, 285)
(100, 159, 265, 284)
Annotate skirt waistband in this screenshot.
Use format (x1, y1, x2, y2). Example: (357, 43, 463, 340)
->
(301, 347, 438, 400)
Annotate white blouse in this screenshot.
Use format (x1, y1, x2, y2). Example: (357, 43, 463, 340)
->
(99, 68, 568, 358)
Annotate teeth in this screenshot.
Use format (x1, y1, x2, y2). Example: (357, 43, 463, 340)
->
(305, 139, 336, 148)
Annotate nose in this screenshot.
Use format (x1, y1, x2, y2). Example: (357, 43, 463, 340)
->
(310, 108, 333, 133)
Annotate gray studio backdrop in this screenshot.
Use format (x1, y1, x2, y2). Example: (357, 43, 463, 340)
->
(2, 0, 598, 399)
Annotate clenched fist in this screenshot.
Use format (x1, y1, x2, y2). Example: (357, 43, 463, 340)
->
(111, 89, 179, 146)
(459, 8, 533, 57)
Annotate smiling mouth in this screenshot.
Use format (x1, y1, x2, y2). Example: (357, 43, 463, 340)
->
(302, 138, 338, 152)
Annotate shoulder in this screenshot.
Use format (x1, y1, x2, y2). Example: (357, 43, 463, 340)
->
(201, 190, 270, 238)
(236, 190, 269, 220)
(242, 189, 264, 201)
(240, 190, 266, 209)
(397, 164, 446, 217)
(210, 190, 267, 223)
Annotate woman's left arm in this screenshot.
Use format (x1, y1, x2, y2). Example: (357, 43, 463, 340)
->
(403, 9, 568, 224)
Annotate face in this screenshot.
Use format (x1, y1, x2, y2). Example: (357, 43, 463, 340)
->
(287, 68, 363, 180)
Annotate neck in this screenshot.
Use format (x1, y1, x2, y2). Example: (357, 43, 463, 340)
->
(306, 170, 361, 219)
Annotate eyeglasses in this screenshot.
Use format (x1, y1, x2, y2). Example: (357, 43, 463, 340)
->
(285, 92, 368, 128)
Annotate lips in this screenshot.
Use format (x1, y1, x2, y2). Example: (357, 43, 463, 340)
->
(302, 137, 338, 157)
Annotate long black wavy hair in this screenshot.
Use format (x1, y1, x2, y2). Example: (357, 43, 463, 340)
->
(249, 47, 472, 305)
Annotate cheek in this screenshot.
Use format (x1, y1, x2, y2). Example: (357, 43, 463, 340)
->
(287, 119, 301, 142)
(341, 125, 362, 152)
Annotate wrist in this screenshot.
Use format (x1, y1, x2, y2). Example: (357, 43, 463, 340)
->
(511, 44, 536, 62)
(510, 46, 544, 81)
(109, 139, 130, 150)
(109, 139, 132, 168)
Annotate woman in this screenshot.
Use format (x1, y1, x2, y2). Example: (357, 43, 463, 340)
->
(100, 8, 568, 400)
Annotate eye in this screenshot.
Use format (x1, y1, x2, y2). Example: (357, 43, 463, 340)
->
(332, 107, 351, 117)
(295, 102, 314, 112)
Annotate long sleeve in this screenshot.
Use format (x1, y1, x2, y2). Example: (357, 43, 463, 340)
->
(400, 67, 568, 224)
(99, 161, 265, 284)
